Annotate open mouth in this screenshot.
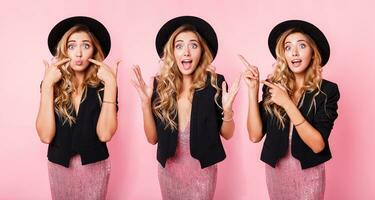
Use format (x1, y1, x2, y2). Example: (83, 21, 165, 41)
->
(181, 59, 193, 70)
(291, 59, 302, 66)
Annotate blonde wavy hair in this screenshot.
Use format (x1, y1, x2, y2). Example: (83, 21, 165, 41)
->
(264, 28, 324, 128)
(53, 25, 105, 126)
(153, 25, 221, 130)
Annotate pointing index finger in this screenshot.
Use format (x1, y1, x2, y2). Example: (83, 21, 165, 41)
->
(238, 54, 252, 69)
(88, 58, 103, 66)
(114, 60, 121, 76)
(53, 58, 71, 67)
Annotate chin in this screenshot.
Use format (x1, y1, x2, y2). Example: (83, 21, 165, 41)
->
(180, 71, 194, 76)
(71, 65, 89, 72)
(288, 65, 308, 74)
(291, 68, 308, 74)
(178, 67, 196, 76)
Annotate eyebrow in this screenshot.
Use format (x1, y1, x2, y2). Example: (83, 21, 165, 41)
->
(68, 39, 92, 43)
(284, 39, 307, 44)
(175, 39, 199, 43)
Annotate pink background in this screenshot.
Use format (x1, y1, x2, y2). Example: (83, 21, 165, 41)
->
(1, 0, 374, 199)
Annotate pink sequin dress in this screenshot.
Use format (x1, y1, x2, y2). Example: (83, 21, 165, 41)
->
(265, 122, 325, 200)
(158, 121, 218, 200)
(48, 154, 110, 200)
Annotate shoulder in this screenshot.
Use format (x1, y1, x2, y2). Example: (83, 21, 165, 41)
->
(310, 79, 340, 106)
(87, 83, 106, 99)
(216, 73, 225, 82)
(320, 79, 339, 94)
(87, 82, 105, 90)
(89, 83, 105, 93)
(207, 72, 225, 85)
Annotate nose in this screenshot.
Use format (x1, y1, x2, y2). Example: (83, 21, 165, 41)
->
(183, 46, 190, 56)
(292, 47, 299, 56)
(75, 46, 82, 57)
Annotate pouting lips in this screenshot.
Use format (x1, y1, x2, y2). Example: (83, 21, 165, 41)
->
(75, 60, 83, 65)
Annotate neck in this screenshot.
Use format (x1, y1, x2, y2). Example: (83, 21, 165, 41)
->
(182, 75, 193, 90)
(294, 73, 305, 91)
(74, 72, 85, 90)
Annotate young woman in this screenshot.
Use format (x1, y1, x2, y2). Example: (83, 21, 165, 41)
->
(242, 20, 340, 199)
(132, 16, 240, 200)
(36, 16, 119, 199)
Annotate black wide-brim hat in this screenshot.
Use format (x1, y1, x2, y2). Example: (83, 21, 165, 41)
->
(48, 16, 111, 58)
(268, 20, 330, 66)
(155, 16, 218, 59)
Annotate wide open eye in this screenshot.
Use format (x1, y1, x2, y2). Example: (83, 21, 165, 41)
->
(175, 43, 183, 49)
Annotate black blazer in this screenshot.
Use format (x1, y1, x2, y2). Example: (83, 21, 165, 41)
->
(47, 84, 116, 168)
(152, 73, 226, 169)
(259, 79, 340, 169)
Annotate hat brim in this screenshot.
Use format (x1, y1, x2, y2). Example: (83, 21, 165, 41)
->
(268, 20, 330, 66)
(48, 16, 111, 58)
(155, 16, 218, 59)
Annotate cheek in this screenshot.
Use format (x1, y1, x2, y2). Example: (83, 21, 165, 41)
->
(84, 49, 94, 59)
(67, 50, 75, 59)
(302, 50, 313, 60)
(174, 49, 183, 58)
(284, 52, 293, 61)
(192, 49, 202, 61)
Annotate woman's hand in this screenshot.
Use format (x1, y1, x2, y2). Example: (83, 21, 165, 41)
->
(42, 58, 70, 87)
(131, 65, 154, 106)
(262, 80, 292, 108)
(238, 54, 259, 91)
(89, 58, 119, 86)
(221, 75, 241, 112)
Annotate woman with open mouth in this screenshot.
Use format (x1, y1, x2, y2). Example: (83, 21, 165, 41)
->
(132, 16, 241, 200)
(241, 20, 340, 200)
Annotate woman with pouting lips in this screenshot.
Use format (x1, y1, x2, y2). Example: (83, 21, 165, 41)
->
(36, 16, 119, 200)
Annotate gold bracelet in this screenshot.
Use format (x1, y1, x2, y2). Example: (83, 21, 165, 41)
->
(222, 109, 234, 116)
(222, 116, 234, 122)
(222, 109, 234, 122)
(294, 119, 305, 127)
(103, 100, 117, 105)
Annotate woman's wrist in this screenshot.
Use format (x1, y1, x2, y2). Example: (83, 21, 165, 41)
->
(41, 80, 54, 89)
(248, 87, 258, 95)
(103, 78, 117, 88)
(222, 109, 234, 122)
(282, 98, 295, 110)
(248, 90, 259, 102)
(102, 100, 117, 105)
(142, 101, 152, 110)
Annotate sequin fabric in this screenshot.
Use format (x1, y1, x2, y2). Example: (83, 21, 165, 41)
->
(158, 121, 217, 200)
(265, 122, 325, 200)
(48, 155, 110, 200)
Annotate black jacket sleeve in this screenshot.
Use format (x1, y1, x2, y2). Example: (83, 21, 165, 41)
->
(312, 82, 340, 144)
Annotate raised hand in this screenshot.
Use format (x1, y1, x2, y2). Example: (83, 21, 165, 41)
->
(88, 58, 119, 86)
(261, 80, 291, 108)
(42, 58, 70, 86)
(131, 65, 154, 105)
(238, 54, 260, 90)
(221, 75, 241, 112)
